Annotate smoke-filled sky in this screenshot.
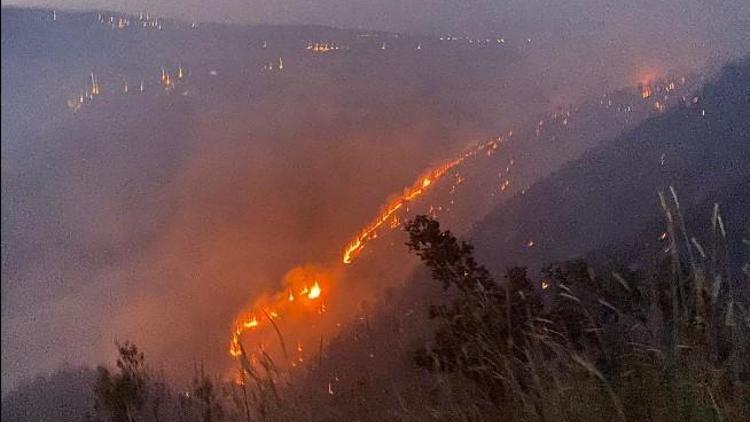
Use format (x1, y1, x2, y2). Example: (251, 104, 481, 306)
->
(2, 0, 749, 396)
(3, 0, 749, 42)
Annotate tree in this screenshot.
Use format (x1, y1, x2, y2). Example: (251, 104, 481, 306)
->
(93, 341, 148, 422)
(405, 215, 542, 400)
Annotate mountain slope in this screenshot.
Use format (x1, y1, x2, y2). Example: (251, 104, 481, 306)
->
(470, 57, 750, 277)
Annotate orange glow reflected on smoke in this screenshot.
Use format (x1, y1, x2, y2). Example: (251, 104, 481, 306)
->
(636, 67, 661, 86)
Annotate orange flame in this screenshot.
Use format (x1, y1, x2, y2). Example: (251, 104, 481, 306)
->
(243, 316, 259, 328)
(640, 85, 652, 99)
(228, 267, 329, 358)
(308, 282, 322, 299)
(342, 139, 501, 264)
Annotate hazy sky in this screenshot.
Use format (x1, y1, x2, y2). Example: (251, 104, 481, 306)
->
(3, 0, 749, 40)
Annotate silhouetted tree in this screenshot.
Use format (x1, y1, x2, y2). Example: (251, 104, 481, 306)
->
(405, 215, 542, 400)
(93, 341, 148, 422)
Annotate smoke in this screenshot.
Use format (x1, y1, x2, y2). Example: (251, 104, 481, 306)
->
(1, 52, 491, 390)
(2, 0, 749, 393)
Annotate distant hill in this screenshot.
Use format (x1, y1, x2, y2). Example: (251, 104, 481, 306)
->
(0, 6, 527, 142)
(428, 71, 703, 237)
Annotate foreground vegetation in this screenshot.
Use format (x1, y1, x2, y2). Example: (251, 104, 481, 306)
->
(398, 209, 749, 421)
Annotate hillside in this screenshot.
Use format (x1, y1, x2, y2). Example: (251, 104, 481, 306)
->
(470, 57, 750, 278)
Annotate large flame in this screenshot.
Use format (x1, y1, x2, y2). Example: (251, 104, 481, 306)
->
(229, 266, 332, 359)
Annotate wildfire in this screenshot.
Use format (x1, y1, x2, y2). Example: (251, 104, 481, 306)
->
(308, 282, 322, 299)
(640, 85, 652, 99)
(90, 72, 100, 96)
(228, 134, 510, 362)
(342, 139, 501, 264)
(228, 266, 330, 359)
(243, 316, 259, 328)
(161, 67, 174, 89)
